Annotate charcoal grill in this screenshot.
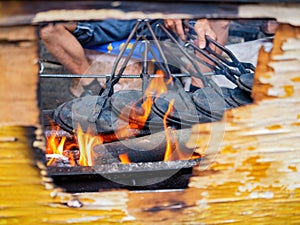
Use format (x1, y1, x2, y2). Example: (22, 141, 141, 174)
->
(41, 19, 256, 192)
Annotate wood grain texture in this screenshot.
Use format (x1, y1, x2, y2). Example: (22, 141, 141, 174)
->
(0, 26, 39, 126)
(0, 6, 300, 225)
(239, 4, 300, 26)
(0, 1, 300, 26)
(183, 23, 300, 224)
(0, 127, 133, 224)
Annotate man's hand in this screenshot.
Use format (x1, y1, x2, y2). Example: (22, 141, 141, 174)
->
(194, 19, 217, 49)
(164, 19, 217, 50)
(164, 19, 186, 42)
(164, 19, 229, 90)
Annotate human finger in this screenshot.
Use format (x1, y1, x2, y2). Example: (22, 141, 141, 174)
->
(164, 19, 176, 32)
(164, 19, 186, 41)
(194, 19, 216, 50)
(173, 19, 186, 41)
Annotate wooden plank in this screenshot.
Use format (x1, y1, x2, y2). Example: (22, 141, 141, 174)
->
(0, 126, 132, 224)
(0, 26, 36, 41)
(0, 26, 39, 126)
(0, 1, 299, 26)
(0, 4, 300, 225)
(179, 23, 300, 224)
(0, 1, 237, 26)
(31, 3, 300, 25)
(239, 4, 300, 26)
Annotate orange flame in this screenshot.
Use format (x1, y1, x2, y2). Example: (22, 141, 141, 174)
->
(119, 153, 130, 164)
(162, 100, 197, 161)
(116, 69, 171, 139)
(46, 127, 72, 166)
(46, 157, 56, 167)
(46, 127, 66, 155)
(132, 69, 170, 127)
(162, 100, 198, 161)
(129, 95, 153, 129)
(46, 124, 103, 166)
(163, 99, 176, 161)
(46, 68, 201, 167)
(144, 70, 170, 96)
(76, 125, 103, 166)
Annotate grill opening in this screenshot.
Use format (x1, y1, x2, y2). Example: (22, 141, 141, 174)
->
(38, 18, 276, 192)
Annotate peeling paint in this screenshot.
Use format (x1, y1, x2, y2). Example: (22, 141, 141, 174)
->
(281, 37, 300, 51)
(291, 76, 300, 82)
(220, 145, 237, 154)
(120, 215, 136, 222)
(265, 124, 282, 130)
(1, 12, 300, 225)
(66, 216, 106, 223)
(249, 191, 274, 199)
(284, 85, 294, 97)
(247, 146, 256, 151)
(197, 198, 208, 209)
(239, 4, 300, 26)
(238, 183, 260, 193)
(291, 122, 300, 126)
(32, 9, 192, 23)
(288, 165, 298, 172)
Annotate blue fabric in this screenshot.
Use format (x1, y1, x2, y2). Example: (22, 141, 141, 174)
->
(73, 19, 167, 48)
(85, 39, 160, 60)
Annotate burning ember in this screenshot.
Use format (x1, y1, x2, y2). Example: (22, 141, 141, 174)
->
(46, 125, 103, 167)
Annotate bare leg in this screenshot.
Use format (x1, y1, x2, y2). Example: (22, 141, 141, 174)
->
(40, 22, 95, 97)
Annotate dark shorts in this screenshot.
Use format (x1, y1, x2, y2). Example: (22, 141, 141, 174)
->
(72, 19, 168, 48)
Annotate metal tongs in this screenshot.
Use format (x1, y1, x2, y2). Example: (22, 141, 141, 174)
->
(88, 19, 194, 123)
(88, 19, 255, 123)
(183, 20, 255, 86)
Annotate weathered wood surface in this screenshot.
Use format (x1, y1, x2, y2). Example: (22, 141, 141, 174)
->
(0, 26, 39, 126)
(0, 23, 300, 224)
(1, 1, 300, 224)
(0, 127, 131, 225)
(32, 3, 300, 26)
(1, 1, 300, 26)
(185, 23, 300, 223)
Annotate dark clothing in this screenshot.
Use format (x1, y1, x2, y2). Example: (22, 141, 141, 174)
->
(73, 19, 168, 48)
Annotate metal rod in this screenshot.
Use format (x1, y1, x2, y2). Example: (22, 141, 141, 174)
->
(111, 20, 142, 77)
(39, 73, 191, 78)
(145, 20, 172, 78)
(186, 42, 226, 70)
(142, 40, 149, 75)
(157, 23, 208, 87)
(185, 42, 238, 85)
(205, 35, 248, 74)
(142, 40, 150, 92)
(40, 74, 112, 78)
(116, 36, 142, 77)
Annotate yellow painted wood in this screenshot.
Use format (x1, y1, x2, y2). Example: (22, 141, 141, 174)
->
(0, 6, 300, 225)
(0, 126, 135, 225)
(181, 23, 300, 224)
